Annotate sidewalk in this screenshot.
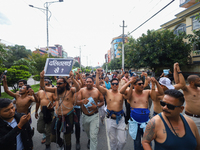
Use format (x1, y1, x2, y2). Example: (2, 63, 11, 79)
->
(1, 76, 40, 93)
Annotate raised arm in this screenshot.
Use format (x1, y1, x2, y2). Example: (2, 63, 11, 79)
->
(120, 79, 132, 95)
(70, 71, 80, 94)
(152, 77, 164, 96)
(143, 73, 149, 88)
(173, 63, 186, 90)
(173, 62, 179, 84)
(40, 70, 56, 93)
(96, 68, 107, 95)
(150, 78, 156, 101)
(2, 75, 17, 98)
(77, 69, 84, 88)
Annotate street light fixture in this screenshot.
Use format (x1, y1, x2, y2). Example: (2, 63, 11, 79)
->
(29, 0, 63, 57)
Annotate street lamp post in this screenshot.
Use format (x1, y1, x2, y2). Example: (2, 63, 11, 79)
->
(29, 0, 63, 57)
(74, 45, 86, 69)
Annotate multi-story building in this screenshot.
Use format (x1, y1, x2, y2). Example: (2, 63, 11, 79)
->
(110, 34, 128, 60)
(62, 50, 68, 58)
(74, 56, 80, 64)
(55, 44, 63, 57)
(107, 49, 111, 63)
(160, 0, 200, 73)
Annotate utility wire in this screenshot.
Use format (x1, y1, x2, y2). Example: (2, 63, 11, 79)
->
(128, 0, 175, 35)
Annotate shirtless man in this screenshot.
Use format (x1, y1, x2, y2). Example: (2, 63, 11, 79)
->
(77, 76, 104, 150)
(174, 64, 200, 135)
(40, 70, 80, 150)
(96, 68, 128, 150)
(120, 77, 159, 150)
(3, 75, 37, 114)
(152, 63, 186, 116)
(35, 78, 56, 150)
(142, 89, 200, 150)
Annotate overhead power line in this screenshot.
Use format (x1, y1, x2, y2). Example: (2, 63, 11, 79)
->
(128, 0, 175, 35)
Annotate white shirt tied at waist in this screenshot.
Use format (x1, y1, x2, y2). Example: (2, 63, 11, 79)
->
(128, 117, 149, 140)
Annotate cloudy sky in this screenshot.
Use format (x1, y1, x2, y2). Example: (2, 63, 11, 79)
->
(0, 0, 185, 67)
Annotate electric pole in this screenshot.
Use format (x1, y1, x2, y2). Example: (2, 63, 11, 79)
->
(120, 20, 127, 70)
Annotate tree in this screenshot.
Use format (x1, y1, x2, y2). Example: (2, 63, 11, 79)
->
(13, 58, 37, 74)
(5, 45, 32, 68)
(124, 30, 191, 72)
(73, 61, 80, 68)
(0, 44, 7, 67)
(1, 65, 31, 92)
(107, 58, 121, 70)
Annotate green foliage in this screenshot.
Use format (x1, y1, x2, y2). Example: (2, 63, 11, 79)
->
(28, 51, 48, 74)
(107, 58, 121, 70)
(33, 75, 40, 81)
(4, 45, 32, 68)
(1, 65, 31, 92)
(73, 61, 80, 68)
(124, 30, 191, 72)
(0, 44, 8, 67)
(185, 30, 200, 54)
(13, 58, 37, 74)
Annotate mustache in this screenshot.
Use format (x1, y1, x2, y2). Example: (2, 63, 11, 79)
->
(163, 109, 170, 114)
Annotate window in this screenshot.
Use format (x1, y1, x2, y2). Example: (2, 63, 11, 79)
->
(193, 17, 200, 30)
(173, 23, 186, 35)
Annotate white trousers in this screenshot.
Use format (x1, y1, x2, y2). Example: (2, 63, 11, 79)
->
(185, 114, 200, 136)
(106, 116, 127, 150)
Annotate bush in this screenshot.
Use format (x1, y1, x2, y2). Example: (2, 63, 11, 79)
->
(33, 75, 40, 81)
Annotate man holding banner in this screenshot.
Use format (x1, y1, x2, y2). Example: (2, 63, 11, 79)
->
(40, 70, 80, 150)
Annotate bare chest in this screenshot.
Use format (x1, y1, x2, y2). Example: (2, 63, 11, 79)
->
(106, 92, 123, 104)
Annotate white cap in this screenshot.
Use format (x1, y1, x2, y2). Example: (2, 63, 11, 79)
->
(159, 77, 174, 90)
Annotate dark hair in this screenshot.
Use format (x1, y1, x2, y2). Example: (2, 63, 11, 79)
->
(134, 79, 142, 85)
(164, 89, 185, 105)
(86, 76, 94, 82)
(24, 84, 31, 90)
(125, 71, 128, 74)
(110, 78, 119, 83)
(18, 79, 27, 85)
(58, 77, 70, 90)
(187, 75, 199, 84)
(0, 98, 12, 110)
(44, 79, 51, 84)
(104, 76, 109, 79)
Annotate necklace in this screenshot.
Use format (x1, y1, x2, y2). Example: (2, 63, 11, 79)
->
(166, 116, 179, 137)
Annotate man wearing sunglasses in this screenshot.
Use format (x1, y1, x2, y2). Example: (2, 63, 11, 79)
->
(120, 76, 161, 150)
(142, 89, 200, 150)
(40, 70, 80, 150)
(35, 78, 56, 150)
(96, 68, 128, 150)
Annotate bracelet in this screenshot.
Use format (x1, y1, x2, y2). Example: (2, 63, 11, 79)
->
(178, 71, 182, 74)
(17, 125, 22, 129)
(152, 89, 155, 90)
(96, 105, 99, 109)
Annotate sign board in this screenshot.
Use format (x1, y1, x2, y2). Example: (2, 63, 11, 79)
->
(44, 58, 73, 76)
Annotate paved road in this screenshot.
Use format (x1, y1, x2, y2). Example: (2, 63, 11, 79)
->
(30, 103, 135, 150)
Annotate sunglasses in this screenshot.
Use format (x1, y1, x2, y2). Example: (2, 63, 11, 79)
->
(111, 83, 118, 86)
(56, 82, 64, 85)
(137, 83, 144, 86)
(160, 100, 182, 110)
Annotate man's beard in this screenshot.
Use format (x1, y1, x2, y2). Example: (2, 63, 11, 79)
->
(57, 86, 65, 94)
(195, 83, 200, 87)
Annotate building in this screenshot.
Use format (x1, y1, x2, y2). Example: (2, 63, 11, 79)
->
(74, 56, 80, 64)
(107, 49, 111, 63)
(160, 0, 200, 73)
(55, 44, 63, 57)
(110, 34, 128, 60)
(62, 50, 68, 58)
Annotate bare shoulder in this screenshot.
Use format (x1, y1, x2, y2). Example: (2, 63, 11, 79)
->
(183, 115, 196, 127)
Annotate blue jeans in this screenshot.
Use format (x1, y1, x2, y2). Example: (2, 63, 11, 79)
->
(134, 124, 144, 150)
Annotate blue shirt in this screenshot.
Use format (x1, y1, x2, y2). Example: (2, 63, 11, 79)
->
(4, 118, 24, 150)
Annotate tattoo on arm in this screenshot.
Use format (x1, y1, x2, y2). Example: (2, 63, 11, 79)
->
(142, 118, 156, 142)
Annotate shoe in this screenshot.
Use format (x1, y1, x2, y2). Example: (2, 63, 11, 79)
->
(46, 144, 51, 150)
(76, 141, 80, 150)
(41, 138, 46, 144)
(87, 139, 90, 149)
